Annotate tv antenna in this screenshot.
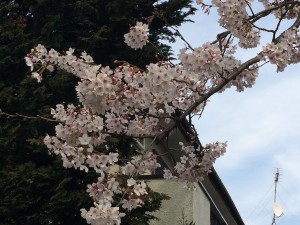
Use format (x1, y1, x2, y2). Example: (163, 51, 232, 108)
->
(271, 168, 283, 225)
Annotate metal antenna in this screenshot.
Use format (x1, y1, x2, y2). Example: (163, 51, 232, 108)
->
(274, 168, 279, 202)
(271, 168, 283, 225)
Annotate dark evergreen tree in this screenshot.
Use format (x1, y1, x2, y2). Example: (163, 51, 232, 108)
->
(0, 1, 195, 224)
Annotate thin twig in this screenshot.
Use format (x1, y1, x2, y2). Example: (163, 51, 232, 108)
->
(251, 23, 274, 33)
(105, 132, 155, 139)
(0, 111, 59, 122)
(170, 27, 194, 51)
(245, 0, 255, 17)
(273, 7, 290, 41)
(250, 1, 300, 23)
(148, 41, 175, 66)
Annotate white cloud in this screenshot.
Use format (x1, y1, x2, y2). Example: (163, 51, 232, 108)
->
(193, 66, 300, 170)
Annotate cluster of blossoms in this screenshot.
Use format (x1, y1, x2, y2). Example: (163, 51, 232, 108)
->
(40, 102, 159, 224)
(81, 176, 148, 225)
(262, 27, 300, 72)
(25, 42, 233, 224)
(258, 0, 300, 20)
(43, 104, 113, 173)
(24, 0, 300, 221)
(122, 152, 161, 176)
(163, 142, 227, 188)
(124, 22, 149, 50)
(178, 42, 259, 92)
(80, 154, 158, 225)
(23, 34, 265, 224)
(26, 41, 257, 125)
(210, 0, 260, 48)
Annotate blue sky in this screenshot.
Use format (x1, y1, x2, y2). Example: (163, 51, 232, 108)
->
(169, 2, 300, 225)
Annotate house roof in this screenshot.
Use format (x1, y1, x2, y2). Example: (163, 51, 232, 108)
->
(202, 167, 245, 225)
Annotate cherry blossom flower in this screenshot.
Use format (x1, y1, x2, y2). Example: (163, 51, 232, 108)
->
(124, 22, 149, 50)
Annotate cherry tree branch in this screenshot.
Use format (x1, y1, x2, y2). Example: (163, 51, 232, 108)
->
(0, 110, 59, 122)
(249, 0, 300, 23)
(155, 55, 260, 144)
(169, 26, 195, 51)
(211, 1, 300, 45)
(273, 8, 290, 41)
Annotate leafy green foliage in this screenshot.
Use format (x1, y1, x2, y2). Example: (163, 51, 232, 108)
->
(0, 0, 195, 224)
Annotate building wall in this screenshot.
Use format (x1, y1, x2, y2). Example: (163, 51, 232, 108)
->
(147, 179, 210, 225)
(193, 184, 210, 225)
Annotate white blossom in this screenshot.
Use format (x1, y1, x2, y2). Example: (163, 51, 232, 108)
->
(124, 22, 149, 50)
